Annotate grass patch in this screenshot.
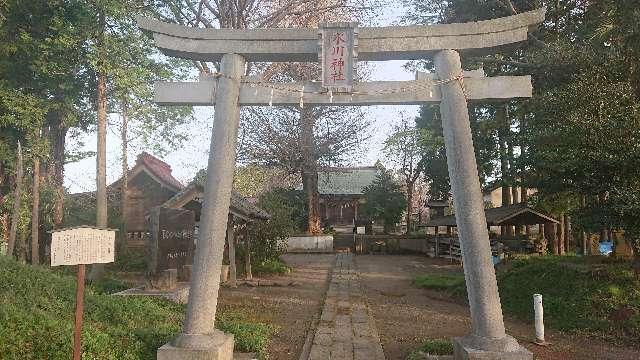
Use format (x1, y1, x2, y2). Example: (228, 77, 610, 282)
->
(0, 255, 272, 359)
(406, 339, 454, 359)
(412, 256, 640, 343)
(413, 274, 465, 291)
(217, 312, 272, 354)
(109, 247, 148, 273)
(90, 276, 132, 295)
(253, 258, 291, 275)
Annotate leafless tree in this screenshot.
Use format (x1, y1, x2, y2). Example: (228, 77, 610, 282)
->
(383, 115, 426, 234)
(153, 0, 378, 234)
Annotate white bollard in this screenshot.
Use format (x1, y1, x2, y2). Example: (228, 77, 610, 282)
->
(533, 293, 545, 344)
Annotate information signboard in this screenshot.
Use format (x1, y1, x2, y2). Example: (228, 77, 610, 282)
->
(51, 227, 115, 266)
(49, 226, 116, 360)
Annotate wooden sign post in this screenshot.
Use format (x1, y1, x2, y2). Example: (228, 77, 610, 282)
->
(50, 226, 116, 360)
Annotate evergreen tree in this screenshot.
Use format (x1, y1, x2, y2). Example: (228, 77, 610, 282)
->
(361, 169, 407, 234)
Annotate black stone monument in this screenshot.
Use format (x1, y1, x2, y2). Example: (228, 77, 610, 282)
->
(147, 206, 195, 289)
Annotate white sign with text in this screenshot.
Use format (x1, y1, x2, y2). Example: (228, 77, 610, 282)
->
(319, 22, 358, 93)
(51, 227, 115, 266)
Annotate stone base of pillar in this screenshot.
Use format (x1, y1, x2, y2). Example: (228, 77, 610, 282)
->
(453, 335, 532, 360)
(158, 331, 234, 360)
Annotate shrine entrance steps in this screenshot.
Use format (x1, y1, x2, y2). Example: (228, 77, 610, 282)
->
(305, 253, 386, 360)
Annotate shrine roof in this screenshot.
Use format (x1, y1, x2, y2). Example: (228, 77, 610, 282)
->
(108, 152, 184, 192)
(163, 182, 270, 221)
(425, 204, 559, 227)
(313, 167, 380, 196)
(137, 152, 184, 190)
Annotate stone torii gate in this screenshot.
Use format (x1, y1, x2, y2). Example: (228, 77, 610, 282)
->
(138, 8, 545, 360)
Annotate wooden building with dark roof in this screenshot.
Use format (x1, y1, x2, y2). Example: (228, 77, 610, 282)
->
(101, 152, 268, 248)
(302, 166, 380, 228)
(424, 203, 559, 236)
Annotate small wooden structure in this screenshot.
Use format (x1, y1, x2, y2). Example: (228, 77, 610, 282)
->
(161, 183, 270, 286)
(426, 204, 559, 229)
(424, 204, 560, 259)
(311, 166, 379, 228)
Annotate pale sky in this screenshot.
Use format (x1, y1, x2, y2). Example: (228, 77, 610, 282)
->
(64, 1, 420, 193)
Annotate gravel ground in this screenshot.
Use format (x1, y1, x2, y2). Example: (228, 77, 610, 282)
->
(217, 254, 334, 360)
(355, 254, 640, 360)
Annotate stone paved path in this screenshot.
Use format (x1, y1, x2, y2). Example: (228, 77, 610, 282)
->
(307, 253, 386, 360)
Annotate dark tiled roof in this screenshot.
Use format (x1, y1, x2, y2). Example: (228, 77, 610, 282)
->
(163, 183, 270, 221)
(425, 204, 559, 227)
(296, 167, 379, 195)
(135, 152, 184, 190)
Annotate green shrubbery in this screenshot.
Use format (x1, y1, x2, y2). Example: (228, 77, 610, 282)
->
(110, 247, 148, 273)
(253, 259, 291, 274)
(406, 339, 454, 359)
(413, 256, 640, 343)
(0, 256, 272, 359)
(245, 188, 302, 265)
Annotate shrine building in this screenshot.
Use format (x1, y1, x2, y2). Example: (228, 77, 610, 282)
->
(312, 166, 380, 229)
(70, 152, 269, 249)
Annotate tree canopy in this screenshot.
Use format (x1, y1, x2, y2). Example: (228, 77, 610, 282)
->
(361, 168, 407, 233)
(405, 0, 640, 254)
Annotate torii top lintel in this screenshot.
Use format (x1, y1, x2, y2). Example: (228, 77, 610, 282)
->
(136, 9, 545, 62)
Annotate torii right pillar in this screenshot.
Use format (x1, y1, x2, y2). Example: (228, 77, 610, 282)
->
(435, 49, 532, 360)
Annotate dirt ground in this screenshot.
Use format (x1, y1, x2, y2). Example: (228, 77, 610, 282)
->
(217, 254, 334, 360)
(355, 254, 640, 360)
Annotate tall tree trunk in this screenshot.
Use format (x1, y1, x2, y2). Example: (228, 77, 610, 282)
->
(581, 196, 588, 255)
(31, 154, 41, 265)
(46, 111, 67, 229)
(120, 100, 129, 250)
(96, 74, 108, 228)
(564, 214, 572, 253)
(90, 11, 108, 281)
(513, 184, 524, 235)
(244, 225, 252, 280)
(226, 215, 237, 288)
(406, 181, 414, 234)
(497, 105, 512, 236)
(511, 186, 520, 204)
(8, 141, 24, 258)
(597, 193, 609, 243)
(521, 186, 531, 235)
(558, 214, 565, 255)
(0, 214, 8, 246)
(507, 111, 518, 236)
(300, 108, 321, 234)
(0, 162, 9, 245)
(547, 223, 559, 255)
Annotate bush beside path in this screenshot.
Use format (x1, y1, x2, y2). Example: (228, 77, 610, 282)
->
(355, 254, 640, 360)
(0, 255, 271, 360)
(414, 256, 640, 344)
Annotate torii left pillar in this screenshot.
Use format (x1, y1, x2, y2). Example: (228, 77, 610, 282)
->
(157, 53, 245, 360)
